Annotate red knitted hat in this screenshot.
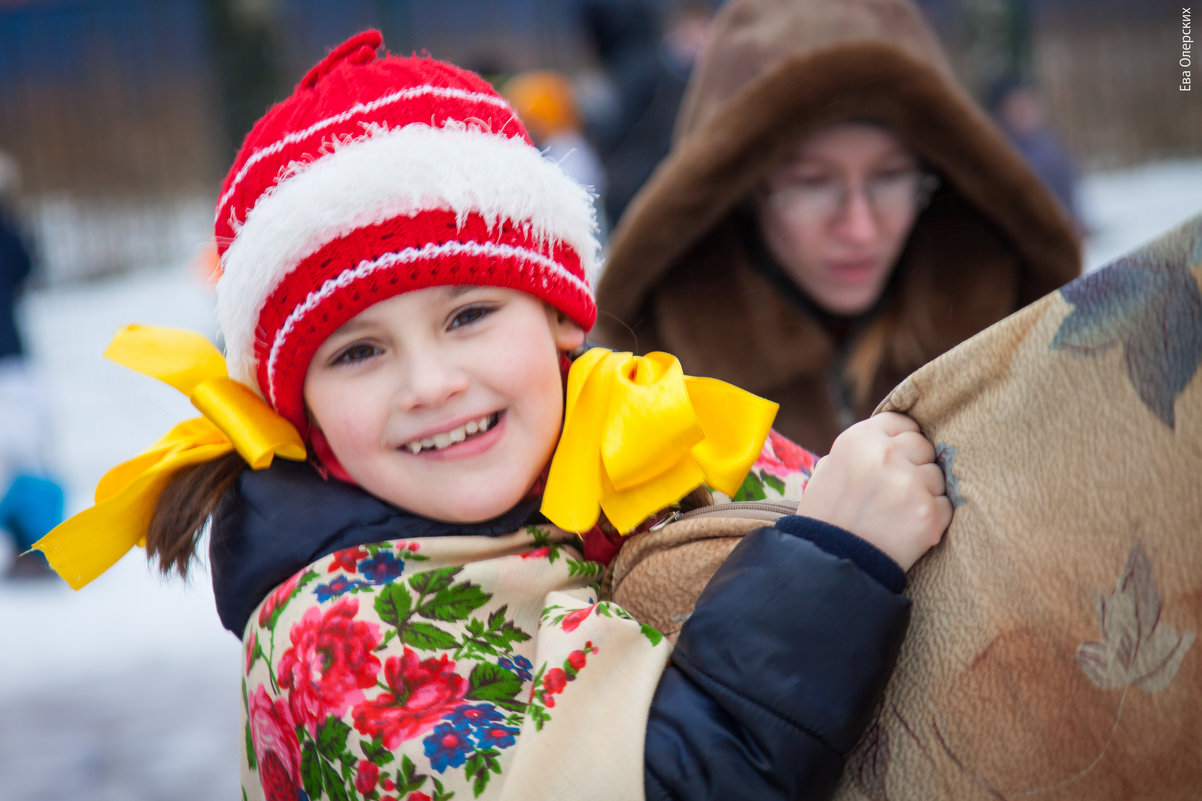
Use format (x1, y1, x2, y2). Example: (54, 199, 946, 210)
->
(214, 30, 599, 431)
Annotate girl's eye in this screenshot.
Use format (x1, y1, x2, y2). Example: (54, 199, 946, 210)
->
(448, 304, 495, 330)
(331, 342, 381, 365)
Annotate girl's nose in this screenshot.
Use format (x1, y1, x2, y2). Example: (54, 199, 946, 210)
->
(394, 348, 469, 411)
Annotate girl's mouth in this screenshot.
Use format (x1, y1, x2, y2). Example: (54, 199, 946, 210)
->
(401, 412, 501, 454)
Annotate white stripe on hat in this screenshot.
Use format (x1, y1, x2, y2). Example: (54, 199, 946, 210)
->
(217, 123, 599, 389)
(214, 85, 516, 230)
(264, 240, 593, 406)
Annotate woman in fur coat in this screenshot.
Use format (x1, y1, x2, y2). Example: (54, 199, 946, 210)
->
(594, 0, 1082, 452)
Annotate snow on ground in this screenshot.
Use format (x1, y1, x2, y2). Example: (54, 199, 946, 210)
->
(0, 160, 1198, 800)
(0, 268, 241, 801)
(1079, 159, 1202, 271)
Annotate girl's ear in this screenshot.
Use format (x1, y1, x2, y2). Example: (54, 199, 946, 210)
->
(308, 425, 356, 484)
(303, 411, 356, 484)
(551, 309, 587, 352)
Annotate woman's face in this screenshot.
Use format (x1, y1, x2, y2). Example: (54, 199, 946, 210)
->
(753, 123, 931, 316)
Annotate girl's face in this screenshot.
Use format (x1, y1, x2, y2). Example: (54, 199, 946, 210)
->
(753, 123, 930, 316)
(304, 286, 585, 522)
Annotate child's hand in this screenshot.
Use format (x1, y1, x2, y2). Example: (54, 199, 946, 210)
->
(796, 412, 951, 571)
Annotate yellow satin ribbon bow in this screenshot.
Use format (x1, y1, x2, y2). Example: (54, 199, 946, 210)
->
(541, 348, 778, 534)
(33, 325, 307, 590)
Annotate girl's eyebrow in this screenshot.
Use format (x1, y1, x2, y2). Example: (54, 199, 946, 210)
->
(327, 285, 480, 336)
(325, 317, 372, 337)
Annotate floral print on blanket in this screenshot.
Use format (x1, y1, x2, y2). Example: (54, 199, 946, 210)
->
(1052, 219, 1202, 428)
(240, 531, 647, 801)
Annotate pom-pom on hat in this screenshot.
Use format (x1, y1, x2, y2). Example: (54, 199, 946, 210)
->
(214, 30, 599, 432)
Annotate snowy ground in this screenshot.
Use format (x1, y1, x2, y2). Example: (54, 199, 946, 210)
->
(0, 160, 1199, 800)
(1078, 159, 1202, 272)
(0, 268, 241, 800)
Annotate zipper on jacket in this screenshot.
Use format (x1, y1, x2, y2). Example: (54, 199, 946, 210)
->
(648, 499, 797, 531)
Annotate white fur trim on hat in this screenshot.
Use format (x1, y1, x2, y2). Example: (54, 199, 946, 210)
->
(216, 124, 600, 389)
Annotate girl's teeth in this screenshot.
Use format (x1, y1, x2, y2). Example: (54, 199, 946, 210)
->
(405, 414, 495, 454)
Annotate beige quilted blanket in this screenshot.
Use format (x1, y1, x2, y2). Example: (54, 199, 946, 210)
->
(838, 213, 1202, 799)
(612, 213, 1202, 799)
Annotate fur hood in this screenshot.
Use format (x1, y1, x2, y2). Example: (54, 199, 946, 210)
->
(593, 0, 1081, 448)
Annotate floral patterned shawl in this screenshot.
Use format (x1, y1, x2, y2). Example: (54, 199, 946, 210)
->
(242, 527, 670, 801)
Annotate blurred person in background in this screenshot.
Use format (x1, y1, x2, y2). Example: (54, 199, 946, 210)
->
(0, 151, 64, 580)
(594, 0, 1082, 453)
(578, 0, 713, 226)
(502, 69, 609, 232)
(989, 75, 1085, 235)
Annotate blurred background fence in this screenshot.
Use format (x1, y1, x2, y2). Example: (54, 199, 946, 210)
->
(0, 0, 1198, 284)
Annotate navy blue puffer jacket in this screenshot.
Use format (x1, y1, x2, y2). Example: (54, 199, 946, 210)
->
(210, 460, 910, 801)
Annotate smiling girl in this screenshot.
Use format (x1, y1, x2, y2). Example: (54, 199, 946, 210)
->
(37, 32, 949, 801)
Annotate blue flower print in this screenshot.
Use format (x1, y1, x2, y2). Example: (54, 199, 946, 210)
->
(497, 654, 533, 682)
(359, 551, 406, 583)
(448, 703, 504, 729)
(312, 575, 368, 602)
(424, 721, 475, 772)
(475, 722, 520, 750)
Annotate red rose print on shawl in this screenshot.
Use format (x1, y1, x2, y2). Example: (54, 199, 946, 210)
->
(330, 545, 369, 573)
(755, 430, 818, 479)
(560, 603, 597, 633)
(543, 667, 568, 696)
(248, 684, 301, 801)
(277, 597, 382, 734)
(245, 629, 257, 676)
(258, 572, 303, 627)
(355, 759, 379, 794)
(352, 648, 469, 750)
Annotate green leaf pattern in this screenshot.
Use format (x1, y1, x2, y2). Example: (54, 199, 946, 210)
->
(721, 429, 817, 503)
(240, 530, 667, 800)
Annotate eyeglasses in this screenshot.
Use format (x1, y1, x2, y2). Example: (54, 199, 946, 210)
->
(763, 169, 939, 225)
